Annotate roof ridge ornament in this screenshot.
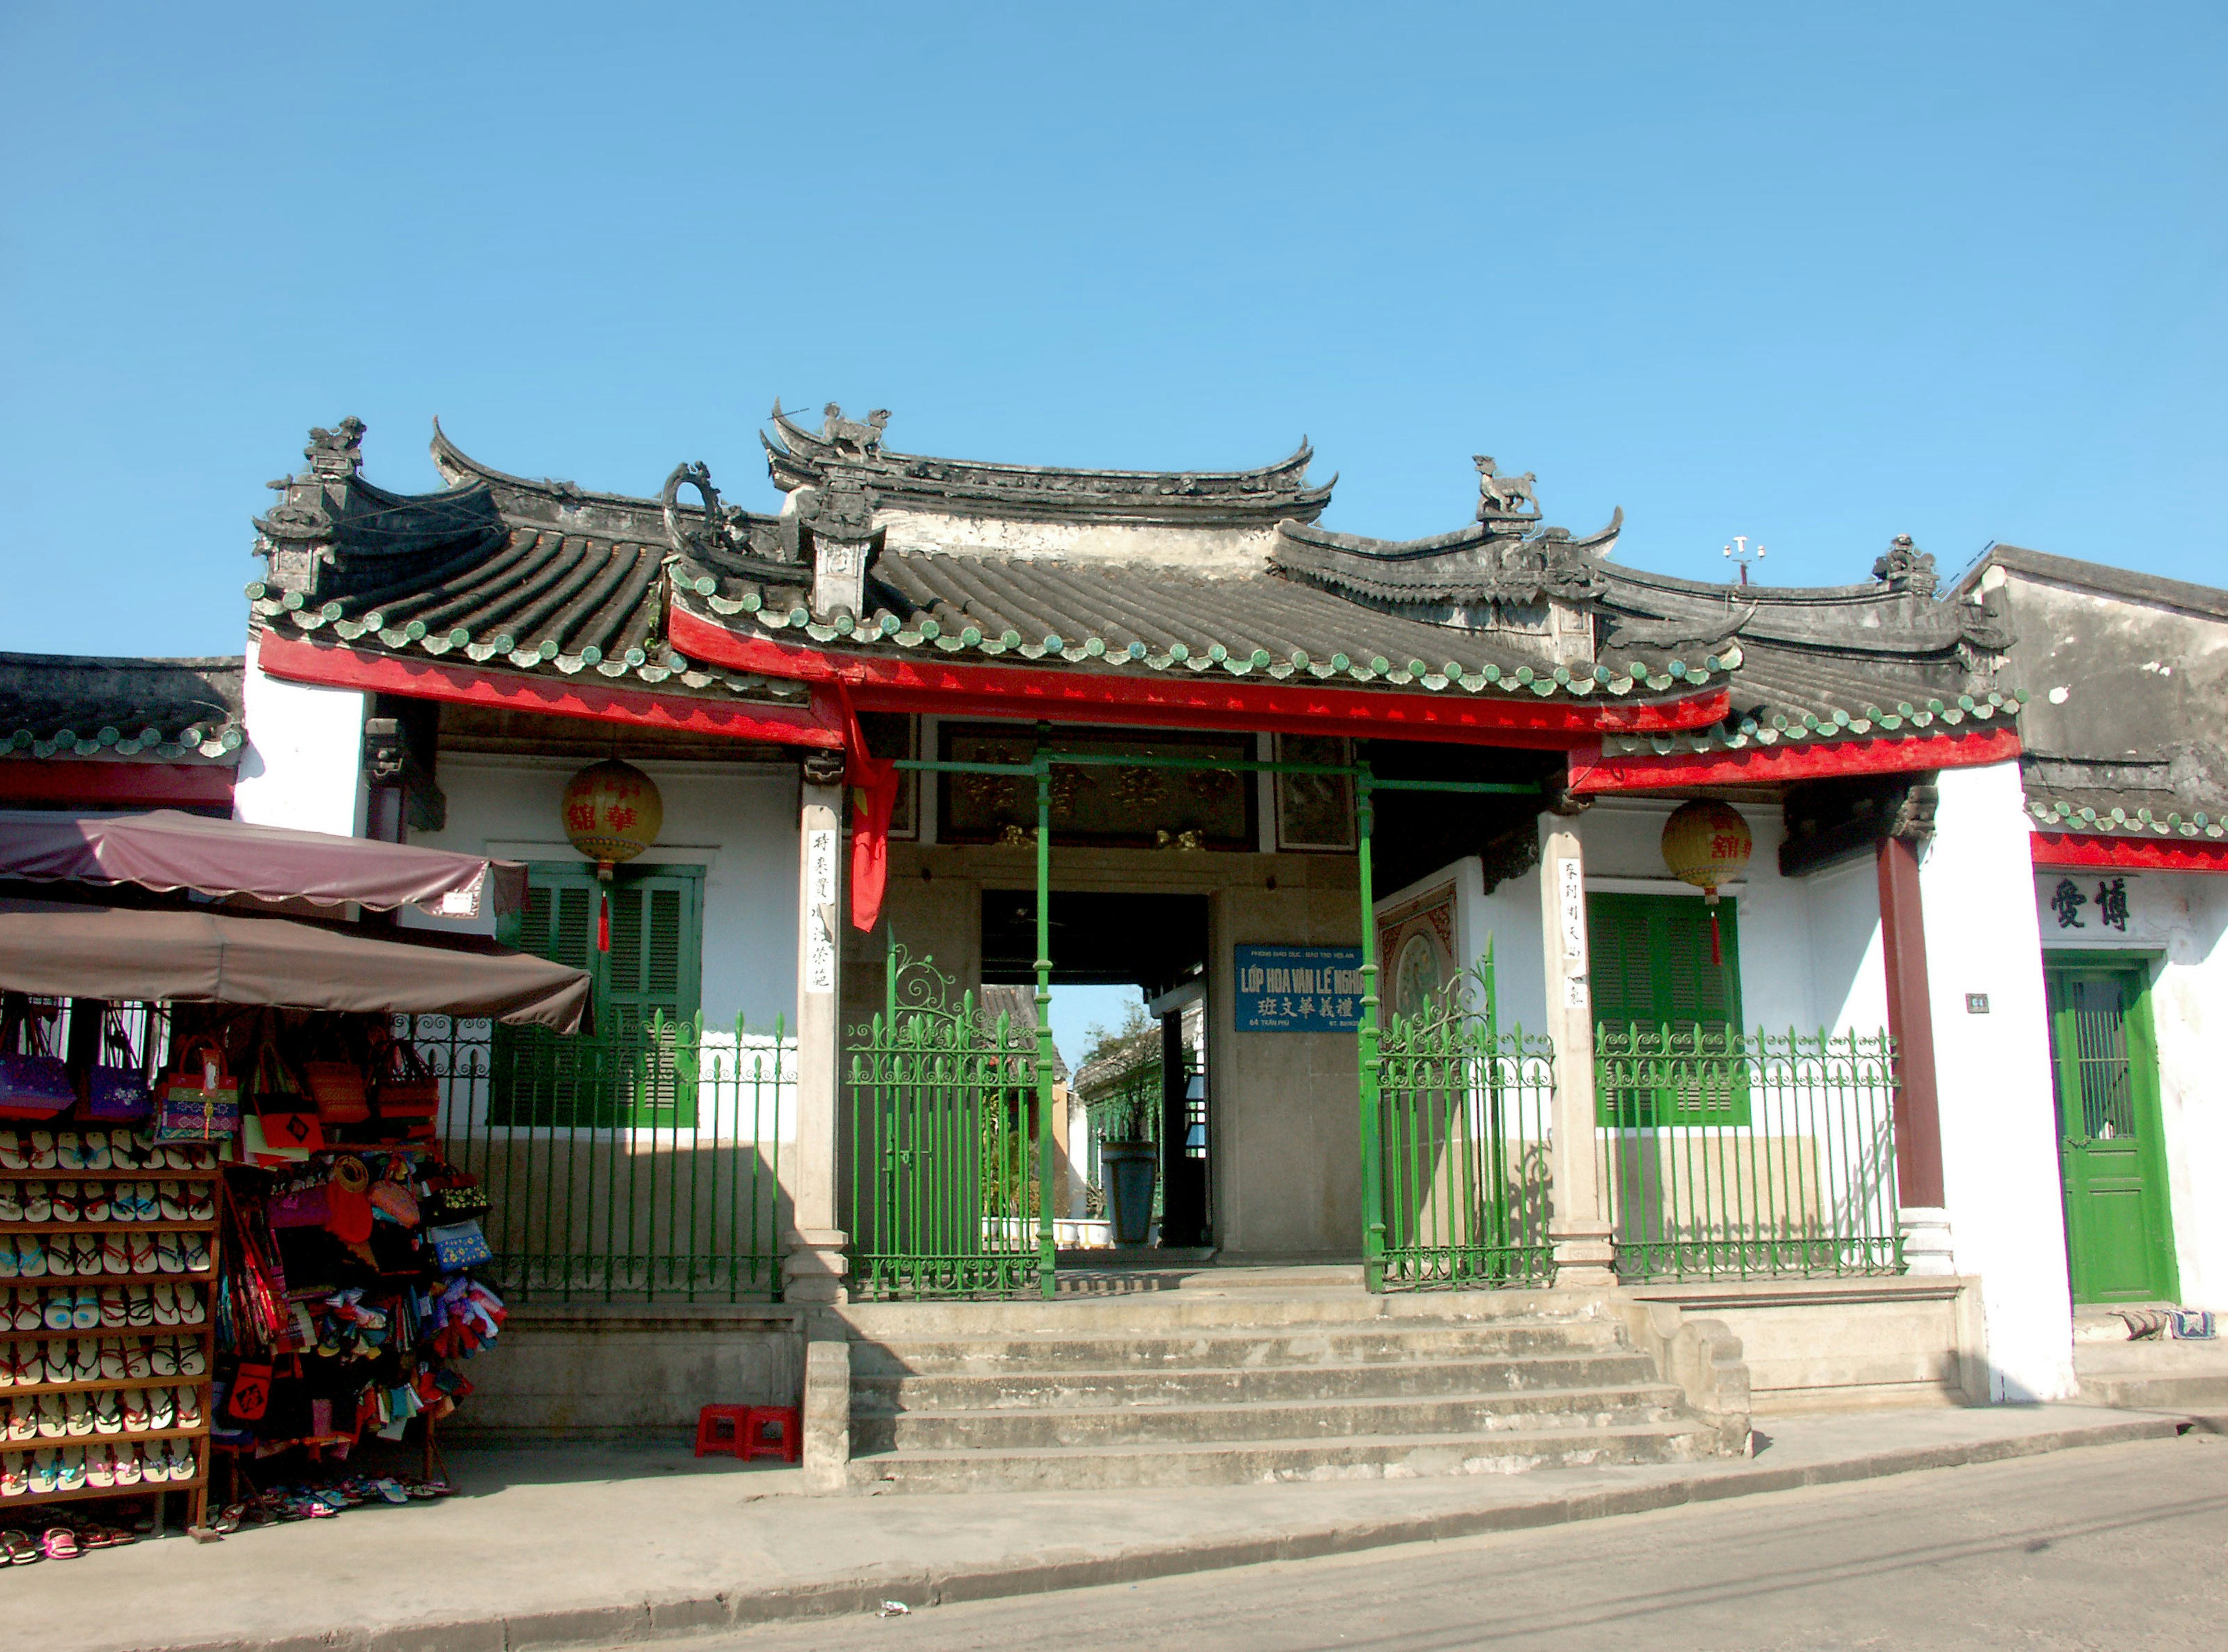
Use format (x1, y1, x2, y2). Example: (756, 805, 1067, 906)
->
(1474, 455, 1540, 520)
(1872, 534, 1938, 597)
(821, 403, 891, 456)
(661, 461, 793, 565)
(306, 417, 366, 479)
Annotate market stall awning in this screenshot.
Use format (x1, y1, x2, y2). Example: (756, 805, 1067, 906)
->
(0, 907, 590, 1030)
(0, 810, 529, 918)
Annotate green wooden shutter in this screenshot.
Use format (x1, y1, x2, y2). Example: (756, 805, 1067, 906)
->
(1587, 892, 1747, 1125)
(494, 864, 703, 1128)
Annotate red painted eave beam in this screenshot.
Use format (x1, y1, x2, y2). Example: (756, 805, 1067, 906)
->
(0, 760, 234, 810)
(1566, 726, 2023, 793)
(255, 634, 846, 748)
(2030, 831, 2228, 873)
(668, 609, 1728, 747)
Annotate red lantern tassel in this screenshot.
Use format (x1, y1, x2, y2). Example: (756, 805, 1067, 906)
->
(1709, 909, 1723, 968)
(597, 888, 610, 954)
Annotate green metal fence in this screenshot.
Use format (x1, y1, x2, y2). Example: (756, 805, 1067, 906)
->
(1595, 1024, 1903, 1281)
(1372, 963, 1557, 1289)
(403, 1012, 791, 1303)
(841, 946, 1052, 1299)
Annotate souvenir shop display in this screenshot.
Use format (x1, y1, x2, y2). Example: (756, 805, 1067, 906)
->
(0, 997, 511, 1553)
(0, 1061, 223, 1539)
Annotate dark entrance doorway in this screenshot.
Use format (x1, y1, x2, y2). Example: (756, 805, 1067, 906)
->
(982, 890, 1213, 1248)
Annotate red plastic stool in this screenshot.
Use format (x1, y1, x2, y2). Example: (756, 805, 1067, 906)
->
(693, 1404, 753, 1458)
(742, 1405, 802, 1464)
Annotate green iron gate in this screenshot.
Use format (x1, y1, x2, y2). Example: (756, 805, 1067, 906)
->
(843, 943, 1056, 1298)
(1368, 951, 1556, 1289)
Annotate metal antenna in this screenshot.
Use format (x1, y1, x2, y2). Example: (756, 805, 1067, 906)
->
(1722, 535, 1767, 586)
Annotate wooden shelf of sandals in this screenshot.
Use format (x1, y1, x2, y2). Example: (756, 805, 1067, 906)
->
(2, 1001, 222, 1543)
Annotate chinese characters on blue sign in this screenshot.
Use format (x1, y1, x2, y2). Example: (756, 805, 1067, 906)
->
(1235, 944, 1365, 1032)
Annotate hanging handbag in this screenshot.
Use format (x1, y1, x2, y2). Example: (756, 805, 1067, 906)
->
(0, 1004, 74, 1122)
(426, 1219, 493, 1271)
(301, 1032, 370, 1125)
(368, 1164, 421, 1227)
(422, 1182, 491, 1223)
(372, 1036, 442, 1122)
(243, 1038, 322, 1163)
(266, 1179, 331, 1229)
(155, 1037, 241, 1142)
(85, 1012, 153, 1124)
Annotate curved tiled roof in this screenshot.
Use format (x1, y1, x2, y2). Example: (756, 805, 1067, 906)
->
(0, 654, 244, 762)
(763, 402, 1334, 527)
(1587, 554, 2024, 758)
(689, 553, 1736, 702)
(248, 428, 812, 712)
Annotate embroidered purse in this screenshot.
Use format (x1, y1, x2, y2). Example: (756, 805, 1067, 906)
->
(155, 1037, 241, 1142)
(0, 1008, 74, 1122)
(85, 1013, 153, 1124)
(426, 1219, 493, 1271)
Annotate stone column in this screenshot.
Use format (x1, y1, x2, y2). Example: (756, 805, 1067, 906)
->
(1540, 824, 1615, 1288)
(784, 766, 849, 1307)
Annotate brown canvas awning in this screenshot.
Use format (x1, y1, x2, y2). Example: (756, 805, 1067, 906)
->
(0, 907, 590, 1030)
(0, 810, 530, 918)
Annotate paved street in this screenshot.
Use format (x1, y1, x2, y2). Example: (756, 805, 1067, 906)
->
(702, 1436, 2227, 1652)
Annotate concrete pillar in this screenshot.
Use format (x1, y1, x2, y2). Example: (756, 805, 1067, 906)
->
(783, 776, 849, 1306)
(1878, 834, 1956, 1275)
(1540, 824, 1615, 1287)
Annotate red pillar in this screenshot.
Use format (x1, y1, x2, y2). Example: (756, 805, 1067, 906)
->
(1876, 835, 1945, 1207)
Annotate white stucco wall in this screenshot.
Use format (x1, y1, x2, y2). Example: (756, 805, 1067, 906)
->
(406, 755, 801, 1032)
(230, 633, 367, 836)
(1925, 762, 2076, 1400)
(2031, 863, 2228, 1312)
(1555, 798, 1886, 1035)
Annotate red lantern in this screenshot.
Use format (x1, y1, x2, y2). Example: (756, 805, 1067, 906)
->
(1661, 800, 1752, 966)
(561, 760, 664, 952)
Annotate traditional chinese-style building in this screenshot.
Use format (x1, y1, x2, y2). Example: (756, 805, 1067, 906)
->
(7, 406, 2219, 1487)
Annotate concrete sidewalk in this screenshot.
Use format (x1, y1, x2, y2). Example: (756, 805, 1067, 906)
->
(3, 1404, 2208, 1652)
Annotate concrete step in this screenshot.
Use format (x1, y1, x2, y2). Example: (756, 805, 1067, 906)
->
(2075, 1338, 2228, 1411)
(856, 1383, 1687, 1452)
(847, 1419, 1722, 1492)
(838, 1285, 1605, 1339)
(856, 1350, 1665, 1410)
(851, 1318, 1632, 1377)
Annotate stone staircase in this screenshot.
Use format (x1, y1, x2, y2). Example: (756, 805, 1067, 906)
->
(837, 1266, 1738, 1492)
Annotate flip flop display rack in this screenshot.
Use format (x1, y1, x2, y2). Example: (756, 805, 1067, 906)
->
(0, 1127, 220, 1534)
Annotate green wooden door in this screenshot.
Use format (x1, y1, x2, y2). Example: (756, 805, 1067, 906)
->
(2044, 959, 2178, 1305)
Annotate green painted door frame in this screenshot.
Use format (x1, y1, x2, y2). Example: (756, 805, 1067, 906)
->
(2043, 952, 2179, 1305)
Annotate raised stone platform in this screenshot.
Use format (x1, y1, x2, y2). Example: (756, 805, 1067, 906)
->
(838, 1272, 1742, 1492)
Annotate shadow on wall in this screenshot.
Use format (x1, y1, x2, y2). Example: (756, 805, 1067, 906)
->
(446, 1139, 793, 1303)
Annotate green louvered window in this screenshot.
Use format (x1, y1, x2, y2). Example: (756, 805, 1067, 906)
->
(1587, 892, 1748, 1126)
(489, 863, 704, 1127)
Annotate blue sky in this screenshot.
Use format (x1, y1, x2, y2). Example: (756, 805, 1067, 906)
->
(3, 4, 2222, 668)
(5, 3, 2218, 1061)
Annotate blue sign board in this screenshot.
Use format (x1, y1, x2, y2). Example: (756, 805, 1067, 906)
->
(1234, 944, 1365, 1032)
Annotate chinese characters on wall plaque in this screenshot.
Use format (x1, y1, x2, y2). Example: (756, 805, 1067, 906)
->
(2050, 876, 2129, 932)
(1235, 945, 1364, 1032)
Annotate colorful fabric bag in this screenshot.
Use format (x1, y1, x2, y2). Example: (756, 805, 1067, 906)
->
(0, 1008, 74, 1122)
(267, 1180, 331, 1229)
(426, 1220, 493, 1271)
(373, 1037, 442, 1122)
(303, 1059, 370, 1126)
(155, 1037, 240, 1142)
(246, 1038, 324, 1162)
(85, 1013, 153, 1124)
